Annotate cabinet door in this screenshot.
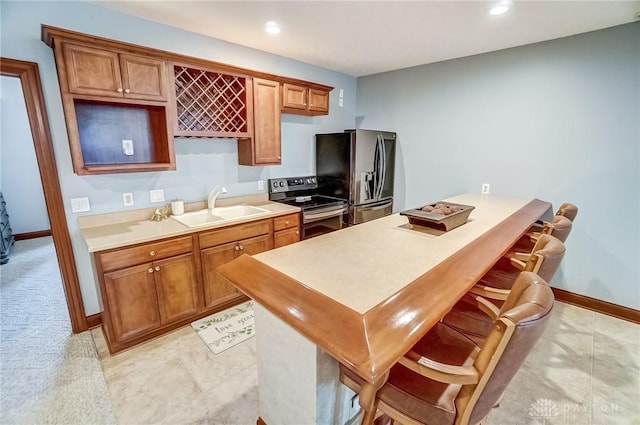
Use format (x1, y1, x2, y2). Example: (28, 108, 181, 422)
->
(201, 242, 242, 309)
(281, 83, 308, 111)
(252, 78, 281, 165)
(120, 54, 168, 101)
(274, 228, 300, 248)
(308, 88, 329, 114)
(273, 227, 300, 248)
(62, 43, 123, 98)
(104, 263, 161, 342)
(154, 253, 200, 324)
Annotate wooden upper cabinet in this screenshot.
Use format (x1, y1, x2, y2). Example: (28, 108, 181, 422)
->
(282, 83, 307, 110)
(308, 88, 330, 113)
(62, 42, 168, 101)
(281, 82, 330, 116)
(238, 78, 281, 165)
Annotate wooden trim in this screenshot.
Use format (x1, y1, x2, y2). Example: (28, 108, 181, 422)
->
(256, 417, 267, 425)
(14, 230, 52, 240)
(218, 199, 551, 383)
(86, 313, 102, 329)
(41, 25, 333, 92)
(1, 58, 87, 333)
(552, 287, 640, 324)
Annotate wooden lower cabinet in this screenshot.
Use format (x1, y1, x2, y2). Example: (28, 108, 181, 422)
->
(273, 213, 300, 248)
(104, 263, 161, 343)
(154, 253, 200, 323)
(102, 252, 199, 346)
(274, 227, 300, 248)
(96, 213, 298, 353)
(201, 234, 271, 309)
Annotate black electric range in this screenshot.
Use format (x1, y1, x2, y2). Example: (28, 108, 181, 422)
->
(268, 176, 348, 239)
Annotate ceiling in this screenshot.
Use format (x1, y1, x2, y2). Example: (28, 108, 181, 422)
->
(93, 1, 639, 77)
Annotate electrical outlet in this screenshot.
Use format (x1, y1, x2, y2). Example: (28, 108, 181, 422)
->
(122, 139, 134, 156)
(123, 192, 134, 207)
(70, 197, 90, 213)
(257, 180, 264, 191)
(481, 183, 491, 195)
(339, 98, 344, 107)
(149, 189, 164, 203)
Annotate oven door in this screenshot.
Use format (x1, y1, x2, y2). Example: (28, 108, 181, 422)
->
(302, 205, 348, 239)
(351, 199, 393, 225)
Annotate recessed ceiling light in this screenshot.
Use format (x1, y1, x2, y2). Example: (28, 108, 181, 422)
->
(265, 21, 280, 34)
(489, 1, 511, 16)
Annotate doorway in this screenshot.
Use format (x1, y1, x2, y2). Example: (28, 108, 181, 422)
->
(1, 57, 87, 332)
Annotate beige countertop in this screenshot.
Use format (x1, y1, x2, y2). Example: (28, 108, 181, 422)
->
(254, 193, 530, 313)
(78, 194, 300, 252)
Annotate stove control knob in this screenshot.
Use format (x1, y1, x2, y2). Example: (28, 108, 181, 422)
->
(273, 182, 278, 188)
(279, 181, 285, 187)
(312, 178, 317, 183)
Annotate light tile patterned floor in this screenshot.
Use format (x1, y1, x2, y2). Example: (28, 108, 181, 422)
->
(1, 238, 638, 424)
(91, 300, 640, 425)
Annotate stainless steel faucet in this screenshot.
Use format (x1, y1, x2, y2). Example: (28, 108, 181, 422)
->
(208, 186, 227, 209)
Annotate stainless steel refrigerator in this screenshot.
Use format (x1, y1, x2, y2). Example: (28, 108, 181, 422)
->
(316, 129, 396, 225)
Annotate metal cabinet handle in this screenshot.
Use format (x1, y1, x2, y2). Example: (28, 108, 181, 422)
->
(285, 221, 289, 225)
(150, 251, 156, 256)
(295, 231, 299, 235)
(155, 266, 160, 271)
(124, 88, 131, 94)
(234, 245, 240, 251)
(117, 88, 123, 93)
(148, 268, 153, 273)
(239, 245, 244, 250)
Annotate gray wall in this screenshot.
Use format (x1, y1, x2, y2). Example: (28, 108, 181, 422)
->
(357, 23, 640, 309)
(1, 1, 357, 314)
(1, 76, 51, 234)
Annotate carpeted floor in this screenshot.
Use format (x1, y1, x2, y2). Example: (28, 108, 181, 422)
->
(0, 237, 117, 425)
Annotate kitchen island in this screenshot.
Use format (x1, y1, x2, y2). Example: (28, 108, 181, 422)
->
(217, 193, 552, 425)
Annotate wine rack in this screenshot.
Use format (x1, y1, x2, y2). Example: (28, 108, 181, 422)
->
(174, 65, 251, 138)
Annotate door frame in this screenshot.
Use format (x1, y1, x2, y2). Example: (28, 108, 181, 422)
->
(1, 57, 87, 332)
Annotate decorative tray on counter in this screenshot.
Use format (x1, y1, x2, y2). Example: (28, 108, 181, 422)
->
(400, 202, 475, 231)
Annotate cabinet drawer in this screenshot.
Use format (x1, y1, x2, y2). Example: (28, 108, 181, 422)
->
(273, 213, 299, 231)
(99, 236, 193, 272)
(199, 220, 271, 249)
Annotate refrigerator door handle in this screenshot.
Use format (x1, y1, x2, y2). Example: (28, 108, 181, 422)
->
(375, 134, 386, 200)
(379, 135, 386, 200)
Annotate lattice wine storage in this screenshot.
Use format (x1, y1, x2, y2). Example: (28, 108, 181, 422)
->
(174, 65, 251, 137)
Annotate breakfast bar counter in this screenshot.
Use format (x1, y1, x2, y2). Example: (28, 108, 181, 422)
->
(217, 193, 551, 425)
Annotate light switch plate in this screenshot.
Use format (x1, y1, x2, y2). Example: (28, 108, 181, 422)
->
(123, 192, 134, 207)
(257, 180, 264, 191)
(149, 189, 164, 203)
(70, 197, 90, 213)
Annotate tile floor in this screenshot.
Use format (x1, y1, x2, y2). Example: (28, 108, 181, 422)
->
(91, 301, 640, 425)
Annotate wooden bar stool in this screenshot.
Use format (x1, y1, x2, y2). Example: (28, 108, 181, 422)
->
(339, 272, 555, 425)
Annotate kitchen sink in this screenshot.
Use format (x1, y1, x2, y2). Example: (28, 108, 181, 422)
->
(170, 205, 270, 228)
